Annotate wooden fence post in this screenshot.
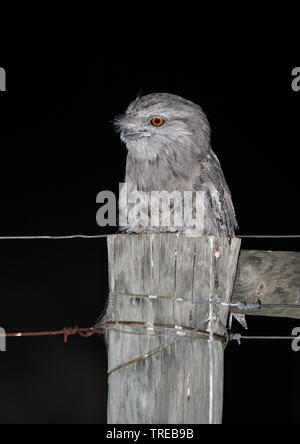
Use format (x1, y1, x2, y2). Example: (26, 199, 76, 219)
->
(232, 250, 300, 319)
(105, 234, 241, 424)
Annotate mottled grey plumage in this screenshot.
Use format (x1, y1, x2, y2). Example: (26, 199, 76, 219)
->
(115, 93, 238, 236)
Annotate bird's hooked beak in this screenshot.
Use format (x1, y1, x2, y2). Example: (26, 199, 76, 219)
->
(120, 128, 151, 143)
(114, 113, 151, 143)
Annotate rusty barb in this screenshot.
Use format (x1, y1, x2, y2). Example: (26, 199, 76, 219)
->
(0, 324, 107, 344)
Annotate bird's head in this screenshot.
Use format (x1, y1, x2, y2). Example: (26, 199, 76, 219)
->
(114, 93, 211, 160)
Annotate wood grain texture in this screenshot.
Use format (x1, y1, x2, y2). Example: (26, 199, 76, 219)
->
(232, 250, 300, 319)
(105, 234, 241, 424)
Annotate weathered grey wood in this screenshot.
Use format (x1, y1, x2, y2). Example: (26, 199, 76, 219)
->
(231, 250, 300, 319)
(105, 234, 241, 424)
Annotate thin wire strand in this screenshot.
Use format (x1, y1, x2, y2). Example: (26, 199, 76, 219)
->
(238, 235, 300, 239)
(0, 234, 299, 240)
(0, 234, 109, 240)
(230, 333, 299, 343)
(111, 290, 261, 311)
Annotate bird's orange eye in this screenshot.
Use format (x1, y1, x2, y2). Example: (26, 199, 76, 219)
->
(151, 117, 165, 127)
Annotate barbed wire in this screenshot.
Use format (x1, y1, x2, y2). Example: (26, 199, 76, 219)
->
(1, 319, 300, 378)
(0, 233, 299, 362)
(1, 322, 299, 345)
(0, 325, 104, 343)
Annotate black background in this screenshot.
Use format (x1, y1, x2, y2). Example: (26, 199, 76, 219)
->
(0, 46, 300, 424)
